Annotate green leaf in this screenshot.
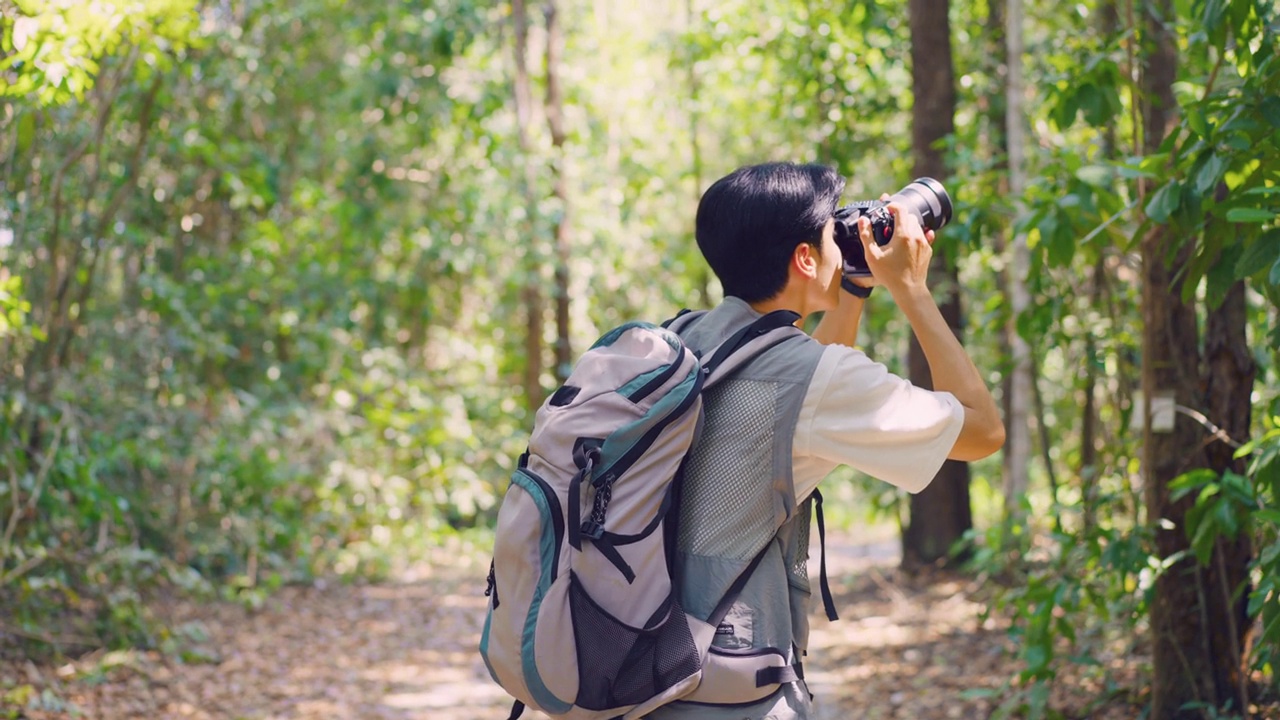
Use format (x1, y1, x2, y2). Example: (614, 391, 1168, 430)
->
(1023, 643, 1050, 674)
(1080, 83, 1110, 127)
(1075, 165, 1112, 187)
(1216, 497, 1240, 537)
(1226, 208, 1278, 223)
(1171, 468, 1217, 499)
(1052, 86, 1081, 130)
(1261, 96, 1280, 128)
(1235, 229, 1280, 279)
(1205, 243, 1242, 310)
(1187, 109, 1209, 138)
(1190, 509, 1218, 564)
(1271, 258, 1280, 286)
(960, 688, 1000, 700)
(1194, 153, 1229, 195)
(1048, 217, 1076, 267)
(1146, 181, 1182, 223)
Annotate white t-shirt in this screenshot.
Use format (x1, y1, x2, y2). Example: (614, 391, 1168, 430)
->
(792, 342, 965, 499)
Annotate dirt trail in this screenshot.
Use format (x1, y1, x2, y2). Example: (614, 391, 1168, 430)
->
(3, 535, 1136, 719)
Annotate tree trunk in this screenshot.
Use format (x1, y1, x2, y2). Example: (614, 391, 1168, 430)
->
(1141, 0, 1254, 712)
(983, 0, 1016, 497)
(1080, 256, 1105, 533)
(544, 0, 573, 384)
(1081, 0, 1120, 533)
(1003, 0, 1033, 518)
(902, 0, 970, 568)
(1200, 279, 1256, 710)
(512, 0, 545, 413)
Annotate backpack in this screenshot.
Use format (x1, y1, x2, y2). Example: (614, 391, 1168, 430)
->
(479, 308, 807, 720)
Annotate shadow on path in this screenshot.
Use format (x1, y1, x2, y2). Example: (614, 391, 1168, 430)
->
(6, 534, 1117, 719)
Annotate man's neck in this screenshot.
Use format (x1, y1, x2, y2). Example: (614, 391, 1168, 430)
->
(748, 287, 808, 321)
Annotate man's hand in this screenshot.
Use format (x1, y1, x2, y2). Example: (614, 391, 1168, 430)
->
(853, 203, 1004, 461)
(856, 204, 936, 294)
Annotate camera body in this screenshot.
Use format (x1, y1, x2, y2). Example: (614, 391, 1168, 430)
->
(832, 177, 953, 277)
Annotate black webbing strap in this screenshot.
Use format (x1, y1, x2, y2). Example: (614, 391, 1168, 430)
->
(661, 307, 697, 329)
(506, 700, 525, 719)
(756, 665, 801, 686)
(812, 489, 838, 621)
(567, 442, 600, 551)
(700, 310, 801, 378)
(589, 535, 637, 583)
(707, 541, 771, 629)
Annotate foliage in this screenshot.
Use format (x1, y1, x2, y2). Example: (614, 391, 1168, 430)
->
(0, 0, 197, 103)
(0, 0, 1277, 716)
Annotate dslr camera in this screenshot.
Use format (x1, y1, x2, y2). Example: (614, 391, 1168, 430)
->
(832, 177, 953, 278)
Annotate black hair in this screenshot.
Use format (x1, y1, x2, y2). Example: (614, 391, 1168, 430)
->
(695, 162, 846, 303)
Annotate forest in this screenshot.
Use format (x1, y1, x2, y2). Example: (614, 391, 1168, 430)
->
(0, 0, 1278, 718)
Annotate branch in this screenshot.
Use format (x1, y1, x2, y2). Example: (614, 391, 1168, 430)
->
(1029, 348, 1063, 535)
(51, 50, 140, 331)
(55, 70, 165, 373)
(1, 416, 65, 557)
(0, 550, 46, 586)
(1174, 404, 1244, 450)
(0, 620, 97, 648)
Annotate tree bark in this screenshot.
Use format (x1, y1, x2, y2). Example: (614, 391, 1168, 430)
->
(902, 0, 970, 568)
(983, 0, 1015, 497)
(1081, 0, 1120, 533)
(1141, 0, 1254, 712)
(1199, 279, 1255, 710)
(512, 0, 545, 412)
(544, 0, 572, 383)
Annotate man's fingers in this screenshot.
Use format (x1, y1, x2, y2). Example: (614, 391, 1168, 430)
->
(887, 202, 924, 240)
(857, 218, 879, 256)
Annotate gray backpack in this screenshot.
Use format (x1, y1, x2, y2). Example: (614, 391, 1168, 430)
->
(479, 309, 806, 719)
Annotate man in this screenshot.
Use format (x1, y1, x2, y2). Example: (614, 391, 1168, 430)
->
(649, 162, 1004, 719)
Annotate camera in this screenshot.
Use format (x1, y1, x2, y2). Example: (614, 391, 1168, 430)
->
(832, 177, 953, 277)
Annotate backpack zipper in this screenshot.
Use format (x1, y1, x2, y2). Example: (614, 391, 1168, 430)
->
(485, 559, 500, 608)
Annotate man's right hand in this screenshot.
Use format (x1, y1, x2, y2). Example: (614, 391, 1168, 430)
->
(855, 203, 1004, 461)
(856, 203, 936, 296)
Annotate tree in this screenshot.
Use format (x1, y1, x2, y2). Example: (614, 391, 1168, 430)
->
(543, 0, 573, 383)
(512, 0, 546, 411)
(1002, 0, 1032, 517)
(1139, 0, 1256, 713)
(901, 0, 972, 567)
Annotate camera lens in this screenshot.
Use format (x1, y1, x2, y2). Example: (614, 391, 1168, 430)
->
(889, 178, 952, 231)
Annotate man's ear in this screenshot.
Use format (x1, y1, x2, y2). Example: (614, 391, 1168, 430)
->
(792, 242, 818, 279)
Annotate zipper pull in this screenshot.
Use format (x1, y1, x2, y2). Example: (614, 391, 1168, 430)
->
(485, 560, 500, 608)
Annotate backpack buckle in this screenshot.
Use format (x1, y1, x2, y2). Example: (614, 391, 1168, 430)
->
(579, 520, 605, 540)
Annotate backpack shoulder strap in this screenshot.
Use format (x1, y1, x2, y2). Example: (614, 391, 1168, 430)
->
(701, 309, 802, 387)
(662, 308, 706, 332)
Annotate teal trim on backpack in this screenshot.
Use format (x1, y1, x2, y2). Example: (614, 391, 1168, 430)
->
(617, 364, 671, 399)
(591, 321, 682, 354)
(478, 609, 500, 684)
(599, 366, 699, 480)
(510, 471, 573, 714)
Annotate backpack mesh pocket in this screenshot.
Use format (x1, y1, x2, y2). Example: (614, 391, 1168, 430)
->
(569, 572, 700, 711)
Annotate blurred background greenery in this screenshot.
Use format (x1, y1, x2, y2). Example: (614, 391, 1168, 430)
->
(1, 0, 1278, 716)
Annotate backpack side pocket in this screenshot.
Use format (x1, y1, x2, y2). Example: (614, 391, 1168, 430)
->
(481, 468, 572, 715)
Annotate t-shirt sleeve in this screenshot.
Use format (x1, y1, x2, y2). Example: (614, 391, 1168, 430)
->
(793, 344, 965, 495)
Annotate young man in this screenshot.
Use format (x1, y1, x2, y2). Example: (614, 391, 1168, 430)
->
(649, 162, 1004, 719)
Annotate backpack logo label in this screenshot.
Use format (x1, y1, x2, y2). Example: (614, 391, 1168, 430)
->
(715, 623, 735, 636)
